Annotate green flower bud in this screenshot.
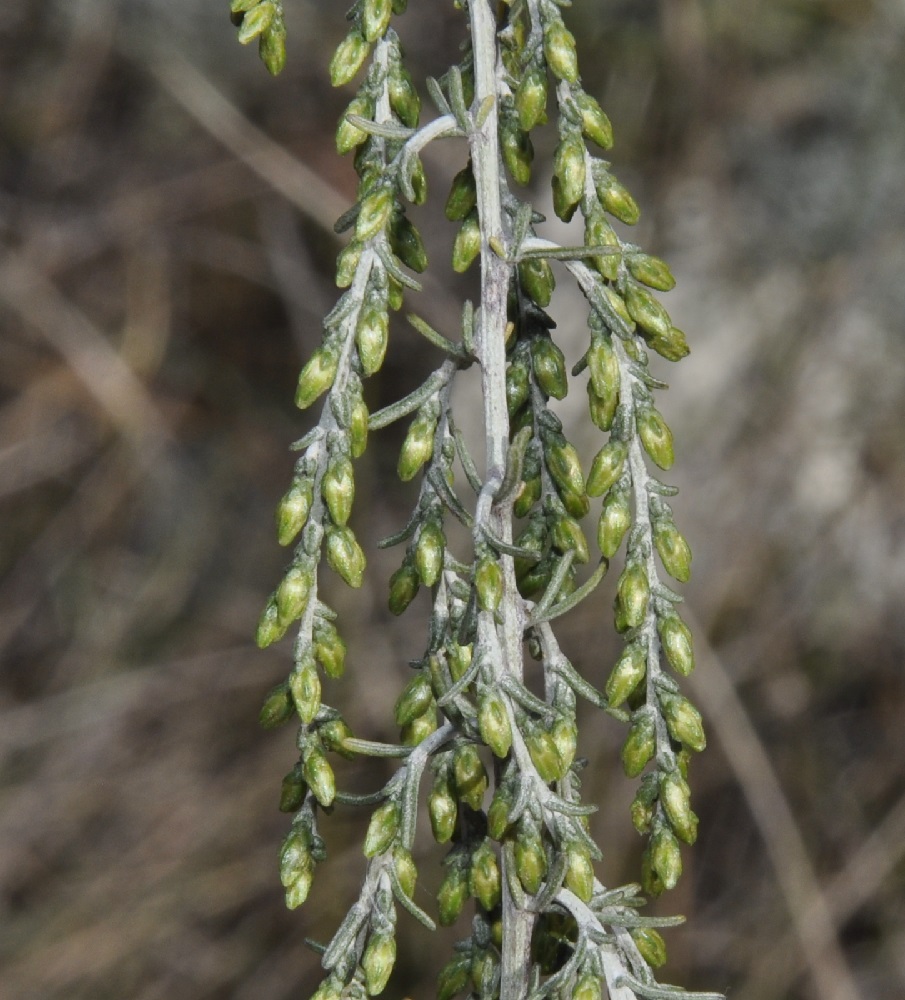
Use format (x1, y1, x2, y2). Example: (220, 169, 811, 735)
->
(388, 64, 420, 127)
(275, 566, 310, 625)
(444, 164, 477, 221)
(520, 257, 556, 309)
(478, 689, 512, 758)
(660, 769, 698, 845)
(388, 562, 419, 615)
(587, 334, 620, 402)
(587, 440, 627, 497)
(605, 643, 647, 708)
(469, 840, 502, 911)
(336, 96, 371, 154)
(527, 728, 565, 783)
(514, 825, 547, 894)
(551, 515, 589, 564)
(616, 563, 650, 629)
(448, 642, 472, 681)
(398, 409, 436, 480)
(295, 347, 338, 410)
(394, 673, 434, 727)
(428, 780, 457, 843)
(654, 519, 691, 582)
(393, 846, 417, 899)
(648, 325, 690, 362)
(551, 716, 578, 772)
(349, 397, 369, 458)
(585, 210, 620, 280)
(596, 172, 640, 225)
(259, 682, 293, 729)
(587, 383, 617, 433)
(325, 525, 366, 588)
(514, 475, 541, 518)
(621, 712, 655, 777)
(415, 521, 445, 587)
(336, 241, 362, 286)
(303, 749, 335, 807)
(356, 305, 389, 376)
(452, 212, 481, 272)
(631, 926, 668, 968)
(284, 869, 313, 909)
(501, 123, 534, 185)
(630, 784, 656, 834)
(329, 30, 369, 87)
(362, 932, 396, 995)
(454, 744, 488, 810)
(319, 717, 355, 757)
(259, 19, 287, 76)
(513, 516, 546, 580)
(576, 92, 613, 149)
(256, 598, 288, 648)
(659, 614, 694, 676)
(290, 658, 321, 723)
(650, 824, 682, 891)
(571, 972, 603, 1000)
(356, 187, 393, 242)
(390, 213, 428, 273)
(314, 625, 346, 678)
(553, 135, 586, 219)
(402, 708, 438, 746)
(531, 336, 567, 397)
(515, 68, 548, 130)
(230, 0, 260, 12)
(601, 285, 635, 330)
(408, 156, 427, 205)
(279, 826, 311, 879)
(564, 842, 595, 903)
(311, 977, 344, 1000)
(544, 20, 579, 82)
(322, 456, 354, 526)
(361, 0, 392, 43)
(637, 407, 674, 471)
(280, 767, 306, 813)
(625, 283, 671, 340)
(597, 489, 631, 557)
(276, 480, 312, 546)
(552, 175, 579, 224)
(627, 252, 676, 292)
(387, 274, 404, 311)
(663, 695, 706, 752)
(545, 438, 586, 499)
(505, 358, 530, 417)
(487, 783, 514, 840)
(475, 554, 503, 612)
(236, 1, 274, 44)
(364, 800, 399, 857)
(471, 948, 499, 992)
(438, 955, 472, 1000)
(437, 862, 469, 926)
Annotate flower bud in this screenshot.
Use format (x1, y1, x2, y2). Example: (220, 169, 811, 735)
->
(585, 210, 619, 280)
(415, 521, 445, 587)
(394, 673, 434, 727)
(315, 625, 346, 679)
(361, 0, 392, 43)
(290, 658, 321, 723)
(454, 745, 488, 810)
(390, 214, 428, 273)
(403, 707, 438, 745)
(448, 643, 472, 681)
(520, 258, 556, 309)
(259, 20, 287, 76)
(336, 96, 372, 154)
(631, 787, 656, 834)
(587, 440, 627, 497)
(356, 187, 393, 242)
(437, 862, 469, 926)
(236, 1, 274, 44)
(364, 800, 398, 857)
(259, 682, 293, 729)
(388, 562, 419, 615)
(280, 767, 305, 813)
(551, 515, 589, 564)
(349, 397, 369, 457)
(631, 926, 667, 968)
(553, 135, 586, 219)
(637, 406, 674, 471)
(506, 358, 530, 417)
(606, 643, 647, 707)
(398, 410, 436, 480)
(303, 749, 335, 807)
(622, 712, 655, 777)
(356, 305, 389, 376)
(487, 783, 514, 840)
(617, 563, 650, 629)
(428, 780, 457, 843)
(587, 335, 620, 402)
(587, 383, 617, 433)
(329, 31, 369, 87)
(515, 68, 548, 130)
(659, 614, 694, 676)
(545, 438, 586, 499)
(551, 716, 578, 772)
(295, 347, 338, 409)
(393, 846, 417, 899)
(596, 172, 640, 225)
(544, 20, 579, 82)
(514, 476, 541, 518)
(452, 212, 481, 272)
(256, 598, 288, 648)
(444, 164, 476, 221)
(284, 869, 313, 909)
(501, 123, 534, 185)
(561, 841, 594, 903)
(650, 825, 682, 890)
(311, 978, 343, 1000)
(325, 525, 366, 588)
(478, 689, 512, 758)
(653, 519, 691, 582)
(469, 840, 502, 911)
(275, 566, 310, 625)
(475, 554, 503, 612)
(663, 695, 706, 752)
(362, 932, 396, 995)
(648, 325, 690, 362)
(625, 283, 671, 340)
(276, 481, 312, 546)
(319, 717, 355, 757)
(438, 955, 471, 1000)
(531, 336, 567, 397)
(322, 455, 354, 526)
(627, 253, 676, 292)
(388, 64, 420, 127)
(660, 769, 698, 845)
(514, 825, 547, 894)
(572, 973, 603, 1000)
(601, 285, 635, 330)
(576, 92, 613, 150)
(597, 489, 631, 557)
(336, 241, 362, 286)
(527, 728, 565, 783)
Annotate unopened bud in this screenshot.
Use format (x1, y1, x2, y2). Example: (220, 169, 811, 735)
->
(660, 769, 698, 845)
(303, 749, 335, 807)
(393, 846, 417, 899)
(398, 410, 436, 480)
(585, 210, 619, 280)
(256, 598, 288, 648)
(648, 325, 690, 362)
(553, 135, 586, 219)
(279, 767, 305, 813)
(428, 780, 457, 843)
(452, 212, 481, 272)
(295, 347, 338, 410)
(622, 712, 656, 777)
(388, 64, 420, 127)
(650, 825, 682, 891)
(394, 673, 434, 727)
(625, 283, 671, 339)
(438, 955, 471, 1000)
(663, 695, 706, 752)
(290, 658, 321, 723)
(276, 481, 312, 546)
(329, 30, 369, 87)
(454, 744, 488, 810)
(336, 96, 372, 154)
(564, 841, 595, 903)
(437, 861, 469, 926)
(659, 614, 694, 676)
(361, 0, 392, 43)
(531, 336, 567, 397)
(259, 682, 293, 729)
(284, 869, 313, 909)
(571, 973, 603, 1000)
(322, 456, 354, 526)
(596, 172, 640, 225)
(576, 92, 613, 149)
(362, 932, 396, 996)
(478, 689, 512, 758)
(325, 525, 366, 588)
(545, 438, 586, 499)
(415, 521, 445, 587)
(631, 926, 667, 968)
(349, 397, 369, 457)
(364, 800, 399, 857)
(314, 625, 346, 679)
(653, 519, 691, 581)
(469, 840, 502, 911)
(597, 489, 631, 557)
(616, 563, 650, 629)
(475, 554, 503, 612)
(356, 305, 389, 376)
(515, 68, 548, 130)
(390, 214, 427, 273)
(514, 825, 547, 894)
(627, 252, 675, 292)
(551, 515, 589, 564)
(444, 165, 476, 221)
(544, 20, 579, 82)
(520, 258, 556, 310)
(356, 187, 393, 242)
(501, 123, 534, 185)
(527, 728, 565, 783)
(487, 783, 514, 840)
(606, 643, 647, 708)
(587, 440, 627, 497)
(388, 562, 419, 615)
(236, 1, 274, 44)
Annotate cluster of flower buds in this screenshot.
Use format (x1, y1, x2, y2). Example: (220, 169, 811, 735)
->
(229, 0, 287, 75)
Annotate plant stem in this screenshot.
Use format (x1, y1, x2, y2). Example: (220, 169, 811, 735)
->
(467, 2, 534, 996)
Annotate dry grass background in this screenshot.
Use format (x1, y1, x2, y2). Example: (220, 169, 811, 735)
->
(2, 1, 905, 998)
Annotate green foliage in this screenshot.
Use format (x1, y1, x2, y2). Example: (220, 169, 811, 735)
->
(232, 1, 722, 998)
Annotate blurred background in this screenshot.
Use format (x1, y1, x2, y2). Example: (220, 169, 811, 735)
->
(2, 1, 904, 998)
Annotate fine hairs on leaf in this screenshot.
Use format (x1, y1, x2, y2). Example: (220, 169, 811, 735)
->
(230, 0, 720, 997)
